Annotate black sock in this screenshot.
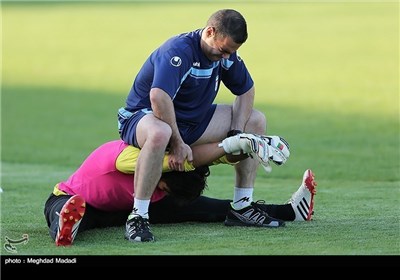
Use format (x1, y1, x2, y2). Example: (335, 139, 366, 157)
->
(259, 204, 295, 221)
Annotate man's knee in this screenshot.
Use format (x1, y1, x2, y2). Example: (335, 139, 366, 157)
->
(245, 110, 267, 134)
(145, 125, 172, 149)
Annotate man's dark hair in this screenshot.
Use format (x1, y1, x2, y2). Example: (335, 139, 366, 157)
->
(161, 166, 210, 205)
(207, 9, 248, 44)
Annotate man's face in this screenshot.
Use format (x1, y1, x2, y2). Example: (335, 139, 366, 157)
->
(202, 28, 242, 61)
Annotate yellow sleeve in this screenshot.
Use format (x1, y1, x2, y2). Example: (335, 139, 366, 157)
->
(115, 145, 196, 174)
(115, 145, 140, 174)
(211, 155, 239, 166)
(52, 183, 67, 196)
(162, 155, 196, 172)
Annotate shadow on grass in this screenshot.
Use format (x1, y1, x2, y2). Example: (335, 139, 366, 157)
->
(2, 85, 399, 181)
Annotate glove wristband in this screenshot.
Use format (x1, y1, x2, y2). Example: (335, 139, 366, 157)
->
(227, 129, 243, 137)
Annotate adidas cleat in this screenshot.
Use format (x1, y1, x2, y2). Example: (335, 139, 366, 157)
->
(289, 169, 317, 221)
(55, 195, 86, 246)
(225, 200, 285, 228)
(125, 214, 155, 242)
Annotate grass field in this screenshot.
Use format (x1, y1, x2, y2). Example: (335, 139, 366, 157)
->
(1, 1, 399, 260)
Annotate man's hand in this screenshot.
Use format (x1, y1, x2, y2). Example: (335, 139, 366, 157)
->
(167, 142, 193, 171)
(218, 133, 290, 173)
(264, 135, 290, 165)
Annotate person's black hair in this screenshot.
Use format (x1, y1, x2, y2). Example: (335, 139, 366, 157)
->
(207, 9, 248, 44)
(160, 166, 210, 205)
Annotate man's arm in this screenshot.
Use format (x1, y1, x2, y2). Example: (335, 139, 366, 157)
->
(150, 87, 193, 171)
(190, 143, 247, 167)
(116, 142, 247, 174)
(231, 85, 255, 131)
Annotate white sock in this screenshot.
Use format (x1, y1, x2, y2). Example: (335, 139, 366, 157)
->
(232, 187, 253, 210)
(130, 198, 150, 219)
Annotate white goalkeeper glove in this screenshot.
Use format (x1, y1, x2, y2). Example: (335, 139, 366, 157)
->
(218, 133, 290, 169)
(264, 135, 290, 166)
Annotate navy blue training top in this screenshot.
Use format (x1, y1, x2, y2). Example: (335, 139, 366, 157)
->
(125, 29, 254, 125)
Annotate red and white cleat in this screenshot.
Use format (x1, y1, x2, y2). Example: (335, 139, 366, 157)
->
(55, 195, 86, 246)
(289, 169, 317, 221)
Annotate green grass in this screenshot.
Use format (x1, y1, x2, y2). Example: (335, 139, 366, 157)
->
(1, 1, 399, 257)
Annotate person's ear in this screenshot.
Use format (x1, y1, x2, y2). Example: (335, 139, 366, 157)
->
(205, 26, 215, 38)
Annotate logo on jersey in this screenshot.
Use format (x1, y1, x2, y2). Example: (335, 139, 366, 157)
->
(237, 51, 242, 62)
(193, 62, 200, 67)
(170, 56, 182, 67)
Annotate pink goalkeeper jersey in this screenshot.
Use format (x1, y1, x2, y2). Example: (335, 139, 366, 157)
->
(57, 140, 166, 211)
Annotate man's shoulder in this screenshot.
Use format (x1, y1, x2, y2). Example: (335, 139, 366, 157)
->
(150, 29, 201, 65)
(176, 29, 201, 40)
(164, 29, 201, 51)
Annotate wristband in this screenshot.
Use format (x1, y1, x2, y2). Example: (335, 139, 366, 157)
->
(227, 129, 243, 137)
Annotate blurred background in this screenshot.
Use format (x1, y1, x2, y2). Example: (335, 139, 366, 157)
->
(1, 0, 399, 255)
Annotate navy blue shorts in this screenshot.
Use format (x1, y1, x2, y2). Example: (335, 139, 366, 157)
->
(118, 105, 217, 147)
